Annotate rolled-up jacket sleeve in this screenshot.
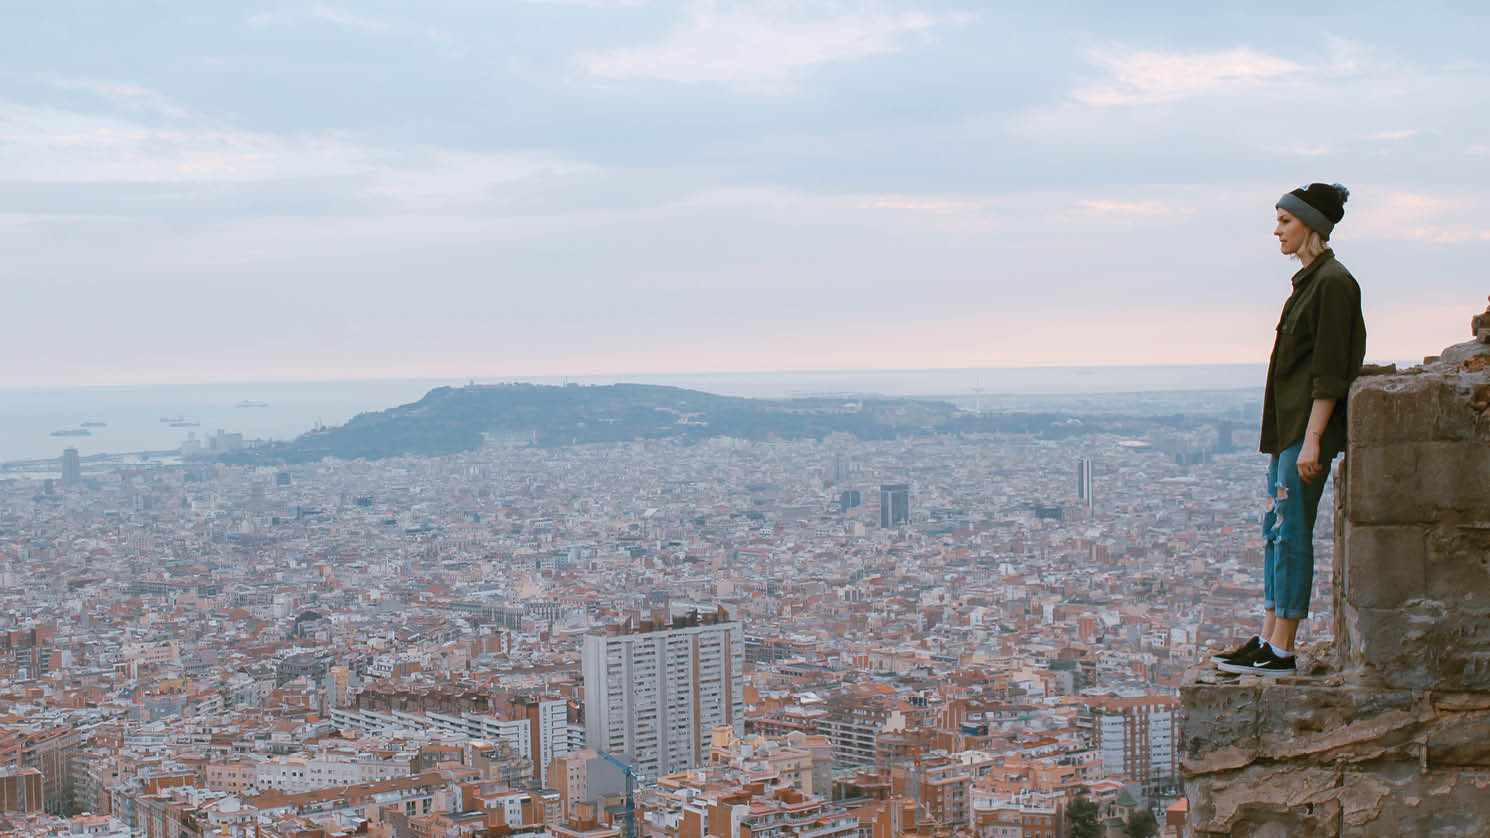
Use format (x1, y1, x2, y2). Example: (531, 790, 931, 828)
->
(1310, 271, 1360, 399)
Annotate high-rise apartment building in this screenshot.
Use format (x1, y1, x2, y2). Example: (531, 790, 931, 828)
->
(581, 611, 744, 779)
(60, 448, 81, 486)
(1076, 459, 1093, 509)
(879, 484, 909, 528)
(1089, 695, 1178, 794)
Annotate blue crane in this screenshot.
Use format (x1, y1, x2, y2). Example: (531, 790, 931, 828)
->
(596, 749, 638, 838)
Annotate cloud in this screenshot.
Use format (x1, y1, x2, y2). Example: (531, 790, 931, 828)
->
(862, 196, 988, 214)
(578, 3, 958, 87)
(520, 0, 649, 5)
(1351, 190, 1490, 244)
(246, 12, 292, 26)
(44, 78, 189, 119)
(1366, 129, 1417, 141)
(0, 213, 127, 235)
(368, 150, 597, 206)
(1074, 199, 1169, 216)
(0, 103, 589, 209)
(1073, 47, 1300, 106)
(311, 3, 393, 32)
(0, 104, 370, 183)
(247, 5, 394, 31)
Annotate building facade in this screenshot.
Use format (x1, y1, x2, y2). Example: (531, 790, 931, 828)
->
(582, 613, 745, 779)
(879, 485, 909, 528)
(1090, 695, 1178, 794)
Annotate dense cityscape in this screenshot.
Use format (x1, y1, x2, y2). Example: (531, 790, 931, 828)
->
(0, 393, 1332, 838)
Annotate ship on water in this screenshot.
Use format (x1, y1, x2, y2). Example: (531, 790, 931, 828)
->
(236, 400, 269, 408)
(50, 429, 91, 437)
(160, 416, 183, 423)
(81, 421, 107, 428)
(170, 421, 200, 428)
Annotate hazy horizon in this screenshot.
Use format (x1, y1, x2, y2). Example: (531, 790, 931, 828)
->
(1, 363, 1273, 463)
(0, 359, 1278, 394)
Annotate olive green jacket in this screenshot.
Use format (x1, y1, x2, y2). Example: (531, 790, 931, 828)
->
(1260, 250, 1366, 458)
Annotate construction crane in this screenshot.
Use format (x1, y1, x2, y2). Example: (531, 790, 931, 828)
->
(597, 750, 638, 838)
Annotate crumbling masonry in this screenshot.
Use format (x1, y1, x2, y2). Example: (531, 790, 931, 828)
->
(1180, 310, 1490, 837)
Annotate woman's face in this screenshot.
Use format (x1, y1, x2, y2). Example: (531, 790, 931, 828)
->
(1275, 209, 1309, 256)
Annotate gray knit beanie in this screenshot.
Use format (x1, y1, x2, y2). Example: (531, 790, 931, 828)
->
(1276, 183, 1350, 238)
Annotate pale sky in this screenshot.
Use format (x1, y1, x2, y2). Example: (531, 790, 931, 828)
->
(3, 1, 1488, 387)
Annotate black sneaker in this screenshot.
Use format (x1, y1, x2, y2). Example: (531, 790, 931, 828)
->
(1218, 645, 1296, 676)
(1210, 636, 1263, 666)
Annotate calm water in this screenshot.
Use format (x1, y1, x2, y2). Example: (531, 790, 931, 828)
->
(0, 364, 1267, 463)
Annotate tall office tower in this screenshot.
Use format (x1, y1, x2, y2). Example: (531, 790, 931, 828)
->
(879, 484, 909, 528)
(60, 448, 81, 486)
(832, 453, 848, 484)
(582, 611, 744, 779)
(1076, 459, 1094, 509)
(839, 490, 862, 512)
(1216, 419, 1234, 452)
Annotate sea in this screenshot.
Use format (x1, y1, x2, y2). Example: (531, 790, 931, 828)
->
(0, 364, 1271, 466)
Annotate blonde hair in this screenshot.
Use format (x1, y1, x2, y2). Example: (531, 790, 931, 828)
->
(1292, 230, 1327, 264)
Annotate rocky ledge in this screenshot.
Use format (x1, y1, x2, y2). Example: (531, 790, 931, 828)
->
(1181, 661, 1490, 836)
(1180, 320, 1490, 838)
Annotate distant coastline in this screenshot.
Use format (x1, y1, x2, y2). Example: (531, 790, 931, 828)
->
(0, 365, 1272, 465)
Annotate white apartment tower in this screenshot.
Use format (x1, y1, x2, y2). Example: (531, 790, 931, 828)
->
(582, 613, 745, 778)
(1093, 695, 1178, 794)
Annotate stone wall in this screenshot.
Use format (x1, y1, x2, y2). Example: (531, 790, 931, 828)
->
(1180, 328, 1490, 837)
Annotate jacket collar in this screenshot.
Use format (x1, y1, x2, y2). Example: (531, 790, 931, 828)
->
(1290, 249, 1334, 289)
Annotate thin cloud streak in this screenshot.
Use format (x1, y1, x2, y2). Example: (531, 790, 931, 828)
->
(579, 3, 959, 87)
(1073, 46, 1300, 106)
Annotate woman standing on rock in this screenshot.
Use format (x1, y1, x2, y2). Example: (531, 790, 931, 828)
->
(1215, 183, 1366, 676)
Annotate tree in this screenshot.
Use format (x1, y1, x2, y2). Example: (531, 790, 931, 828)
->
(1124, 809, 1159, 838)
(1065, 796, 1100, 838)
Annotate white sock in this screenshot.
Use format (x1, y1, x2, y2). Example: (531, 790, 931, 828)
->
(1267, 641, 1294, 659)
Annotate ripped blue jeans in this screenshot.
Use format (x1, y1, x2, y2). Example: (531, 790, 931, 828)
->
(1262, 439, 1333, 620)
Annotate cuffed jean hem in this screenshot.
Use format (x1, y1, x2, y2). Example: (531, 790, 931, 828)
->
(1258, 602, 1309, 620)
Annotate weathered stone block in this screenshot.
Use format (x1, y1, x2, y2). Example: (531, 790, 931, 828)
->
(1338, 765, 1490, 837)
(1346, 442, 1490, 524)
(1179, 680, 1260, 773)
(1350, 375, 1441, 445)
(1341, 525, 1427, 609)
(1443, 650, 1490, 693)
(1426, 710, 1490, 767)
(1254, 684, 1424, 765)
(1349, 368, 1488, 445)
(1347, 602, 1447, 690)
(1349, 602, 1490, 691)
(1432, 691, 1490, 711)
(1184, 763, 1343, 837)
(1425, 523, 1490, 604)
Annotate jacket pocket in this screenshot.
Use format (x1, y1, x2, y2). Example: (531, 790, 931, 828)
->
(1275, 317, 1313, 373)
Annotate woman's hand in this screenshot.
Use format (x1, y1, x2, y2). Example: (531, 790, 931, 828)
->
(1298, 434, 1324, 484)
